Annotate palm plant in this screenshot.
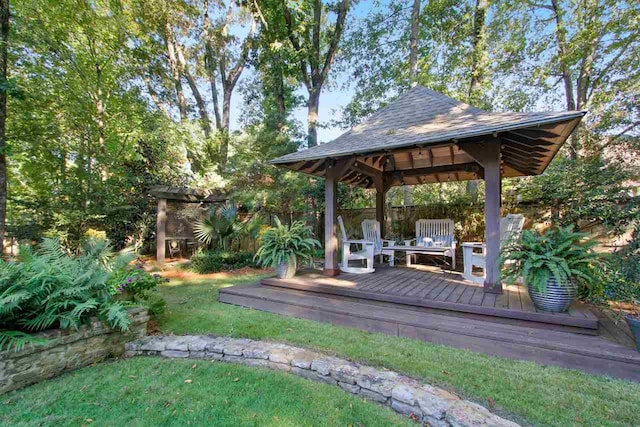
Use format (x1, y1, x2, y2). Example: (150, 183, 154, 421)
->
(501, 226, 599, 293)
(193, 202, 243, 251)
(255, 218, 320, 276)
(0, 238, 133, 352)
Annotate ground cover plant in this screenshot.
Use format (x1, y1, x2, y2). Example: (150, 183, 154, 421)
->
(0, 356, 411, 427)
(189, 250, 259, 274)
(156, 272, 640, 427)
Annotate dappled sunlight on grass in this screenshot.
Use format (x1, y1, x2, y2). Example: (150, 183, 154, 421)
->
(155, 271, 640, 427)
(0, 358, 410, 426)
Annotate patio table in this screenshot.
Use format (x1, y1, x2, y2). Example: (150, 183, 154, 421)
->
(384, 245, 454, 272)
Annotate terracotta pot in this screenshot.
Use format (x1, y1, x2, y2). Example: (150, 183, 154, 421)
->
(527, 278, 576, 313)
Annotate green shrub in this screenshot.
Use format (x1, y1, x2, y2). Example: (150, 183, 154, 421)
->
(501, 226, 600, 292)
(108, 259, 168, 318)
(108, 259, 166, 300)
(189, 251, 259, 274)
(255, 217, 320, 268)
(0, 238, 133, 352)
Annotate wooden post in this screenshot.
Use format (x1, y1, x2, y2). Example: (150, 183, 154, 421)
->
(459, 138, 502, 294)
(483, 143, 502, 294)
(324, 165, 339, 276)
(376, 191, 385, 237)
(156, 198, 167, 265)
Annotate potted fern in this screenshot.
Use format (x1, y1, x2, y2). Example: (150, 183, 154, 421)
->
(255, 218, 320, 279)
(501, 226, 599, 313)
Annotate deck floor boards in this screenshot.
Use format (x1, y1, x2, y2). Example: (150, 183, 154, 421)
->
(259, 266, 599, 330)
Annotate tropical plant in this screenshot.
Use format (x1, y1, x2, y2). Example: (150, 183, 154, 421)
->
(193, 203, 262, 251)
(501, 226, 600, 293)
(0, 238, 134, 352)
(255, 218, 320, 268)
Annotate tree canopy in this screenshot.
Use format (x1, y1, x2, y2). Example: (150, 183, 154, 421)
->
(2, 0, 638, 249)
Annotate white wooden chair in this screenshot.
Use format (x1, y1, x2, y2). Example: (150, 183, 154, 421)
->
(462, 214, 525, 284)
(338, 216, 375, 274)
(403, 219, 456, 269)
(361, 219, 395, 266)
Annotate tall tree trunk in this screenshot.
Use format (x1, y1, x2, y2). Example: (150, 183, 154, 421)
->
(95, 63, 106, 155)
(550, 0, 578, 159)
(307, 90, 320, 148)
(219, 89, 232, 170)
(203, 0, 221, 129)
(402, 0, 421, 206)
(164, 21, 188, 120)
(284, 0, 350, 148)
(0, 0, 9, 255)
(465, 0, 489, 200)
(408, 0, 420, 86)
(468, 0, 489, 100)
(174, 41, 211, 138)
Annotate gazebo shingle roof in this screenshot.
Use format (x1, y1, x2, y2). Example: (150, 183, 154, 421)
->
(269, 86, 585, 188)
(271, 86, 585, 164)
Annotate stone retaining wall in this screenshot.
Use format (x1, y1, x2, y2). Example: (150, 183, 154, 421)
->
(0, 307, 149, 394)
(126, 335, 519, 427)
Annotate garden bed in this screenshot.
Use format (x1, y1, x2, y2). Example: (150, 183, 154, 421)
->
(0, 307, 149, 394)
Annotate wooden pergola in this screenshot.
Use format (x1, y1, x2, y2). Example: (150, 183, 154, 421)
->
(270, 86, 585, 294)
(150, 185, 227, 265)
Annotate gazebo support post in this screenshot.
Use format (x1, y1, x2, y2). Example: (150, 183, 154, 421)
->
(323, 165, 340, 276)
(376, 191, 385, 236)
(156, 198, 167, 266)
(460, 139, 503, 294)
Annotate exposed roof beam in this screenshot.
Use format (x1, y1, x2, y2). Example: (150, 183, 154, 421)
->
(502, 143, 548, 158)
(408, 151, 414, 169)
(302, 159, 325, 174)
(352, 160, 383, 178)
(388, 162, 479, 179)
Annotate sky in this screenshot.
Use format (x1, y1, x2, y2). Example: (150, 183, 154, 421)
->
(227, 0, 377, 144)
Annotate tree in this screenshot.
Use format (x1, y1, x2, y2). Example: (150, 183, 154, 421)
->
(283, 0, 351, 147)
(0, 0, 8, 254)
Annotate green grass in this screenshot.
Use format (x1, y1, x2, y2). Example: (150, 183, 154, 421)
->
(157, 273, 640, 427)
(0, 357, 411, 427)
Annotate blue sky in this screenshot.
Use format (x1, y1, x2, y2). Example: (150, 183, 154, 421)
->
(228, 0, 378, 143)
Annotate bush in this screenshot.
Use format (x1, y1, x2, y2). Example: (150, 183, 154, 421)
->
(108, 259, 166, 300)
(189, 251, 259, 274)
(580, 226, 640, 304)
(108, 259, 168, 318)
(0, 238, 133, 351)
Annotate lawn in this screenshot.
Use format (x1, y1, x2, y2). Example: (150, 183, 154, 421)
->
(0, 357, 411, 427)
(156, 272, 640, 427)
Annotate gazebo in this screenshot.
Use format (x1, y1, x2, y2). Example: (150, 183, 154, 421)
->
(269, 86, 585, 294)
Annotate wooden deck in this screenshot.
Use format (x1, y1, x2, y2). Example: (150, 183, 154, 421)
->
(260, 266, 599, 331)
(219, 277, 640, 381)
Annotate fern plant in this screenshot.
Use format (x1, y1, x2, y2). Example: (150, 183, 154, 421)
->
(501, 226, 599, 293)
(255, 218, 320, 268)
(0, 238, 134, 352)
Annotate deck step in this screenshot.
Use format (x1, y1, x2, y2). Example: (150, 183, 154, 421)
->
(261, 277, 599, 330)
(219, 284, 640, 382)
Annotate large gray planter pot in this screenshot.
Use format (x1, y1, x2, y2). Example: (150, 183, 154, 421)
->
(527, 278, 576, 313)
(275, 256, 297, 279)
(625, 315, 640, 352)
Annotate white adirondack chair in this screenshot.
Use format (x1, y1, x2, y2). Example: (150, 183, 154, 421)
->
(361, 219, 395, 266)
(403, 219, 456, 269)
(462, 214, 525, 284)
(338, 216, 375, 274)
